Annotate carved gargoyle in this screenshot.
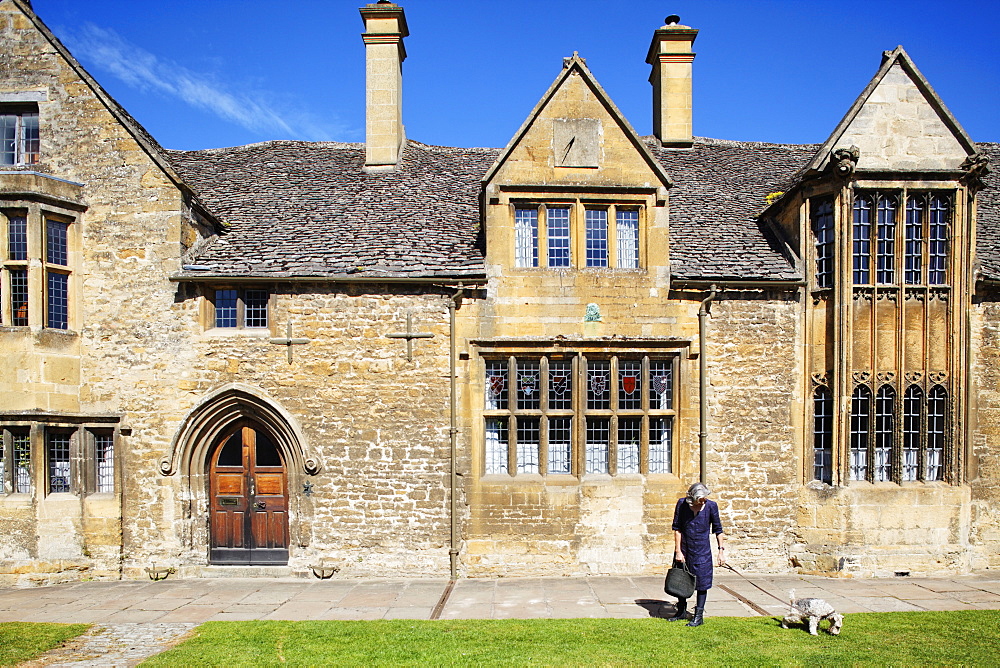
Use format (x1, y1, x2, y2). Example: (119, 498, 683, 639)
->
(830, 146, 861, 177)
(961, 151, 992, 188)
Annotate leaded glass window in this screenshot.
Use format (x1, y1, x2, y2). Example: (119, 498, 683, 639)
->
(587, 360, 611, 410)
(10, 268, 28, 326)
(483, 353, 675, 476)
(95, 432, 115, 493)
(213, 288, 269, 329)
(46, 220, 68, 266)
(7, 215, 27, 261)
(904, 197, 924, 285)
(244, 290, 269, 328)
(617, 417, 641, 474)
(514, 207, 538, 268)
(12, 430, 31, 494)
(926, 386, 947, 481)
(874, 385, 895, 482)
(517, 418, 540, 474)
(484, 417, 508, 475)
(586, 418, 610, 474)
(547, 207, 570, 268)
(875, 195, 897, 285)
(585, 209, 608, 267)
(850, 385, 871, 481)
(616, 209, 639, 269)
(47, 271, 68, 330)
(813, 387, 833, 484)
(214, 289, 238, 328)
(548, 417, 572, 474)
(812, 198, 834, 289)
(47, 431, 71, 493)
(649, 417, 672, 474)
(853, 195, 872, 285)
(902, 385, 922, 482)
(928, 195, 949, 285)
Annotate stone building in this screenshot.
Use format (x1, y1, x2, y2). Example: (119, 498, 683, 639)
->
(1, 0, 998, 585)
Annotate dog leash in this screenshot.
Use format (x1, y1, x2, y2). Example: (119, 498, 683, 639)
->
(720, 563, 791, 606)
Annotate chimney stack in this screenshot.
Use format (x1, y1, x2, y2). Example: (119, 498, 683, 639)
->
(646, 15, 698, 148)
(360, 1, 408, 170)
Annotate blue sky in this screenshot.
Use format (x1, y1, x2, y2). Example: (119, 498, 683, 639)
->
(31, 0, 1000, 151)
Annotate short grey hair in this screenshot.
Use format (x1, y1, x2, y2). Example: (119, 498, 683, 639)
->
(686, 482, 711, 501)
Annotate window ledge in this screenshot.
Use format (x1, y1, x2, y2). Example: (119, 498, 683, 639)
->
(202, 327, 272, 338)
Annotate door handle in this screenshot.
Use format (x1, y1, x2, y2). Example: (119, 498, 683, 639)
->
(254, 501, 266, 510)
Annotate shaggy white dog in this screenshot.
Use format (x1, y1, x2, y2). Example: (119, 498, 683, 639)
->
(780, 590, 844, 636)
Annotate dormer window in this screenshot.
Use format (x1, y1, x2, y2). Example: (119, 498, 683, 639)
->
(1, 106, 39, 166)
(512, 202, 643, 270)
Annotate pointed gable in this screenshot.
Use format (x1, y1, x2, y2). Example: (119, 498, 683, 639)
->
(806, 46, 977, 174)
(483, 55, 670, 191)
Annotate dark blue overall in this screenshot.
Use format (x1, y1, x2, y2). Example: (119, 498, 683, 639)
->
(671, 497, 723, 590)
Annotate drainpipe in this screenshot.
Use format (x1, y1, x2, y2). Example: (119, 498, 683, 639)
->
(698, 285, 717, 483)
(448, 285, 464, 581)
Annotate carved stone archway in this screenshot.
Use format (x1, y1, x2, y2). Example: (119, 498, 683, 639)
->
(162, 384, 320, 563)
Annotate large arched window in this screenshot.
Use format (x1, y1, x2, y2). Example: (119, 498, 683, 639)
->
(902, 385, 923, 481)
(850, 385, 871, 481)
(874, 385, 895, 481)
(813, 387, 833, 483)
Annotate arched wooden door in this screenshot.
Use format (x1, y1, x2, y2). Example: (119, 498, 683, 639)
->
(209, 424, 289, 564)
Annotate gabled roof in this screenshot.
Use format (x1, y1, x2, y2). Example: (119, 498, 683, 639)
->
(804, 46, 978, 174)
(6, 0, 218, 226)
(481, 54, 671, 189)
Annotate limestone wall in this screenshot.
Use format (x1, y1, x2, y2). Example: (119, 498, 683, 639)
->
(969, 298, 1000, 570)
(113, 286, 459, 578)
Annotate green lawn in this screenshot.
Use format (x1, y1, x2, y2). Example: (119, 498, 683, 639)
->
(142, 611, 1000, 667)
(0, 622, 89, 667)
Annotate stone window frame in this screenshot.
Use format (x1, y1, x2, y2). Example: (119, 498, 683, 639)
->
(510, 200, 644, 270)
(481, 350, 677, 478)
(1, 203, 77, 331)
(0, 103, 40, 167)
(0, 417, 121, 498)
(204, 286, 271, 332)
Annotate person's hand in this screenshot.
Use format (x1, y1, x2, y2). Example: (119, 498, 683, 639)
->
(717, 549, 727, 567)
(674, 550, 685, 563)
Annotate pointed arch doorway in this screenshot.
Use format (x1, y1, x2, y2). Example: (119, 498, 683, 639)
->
(209, 422, 290, 565)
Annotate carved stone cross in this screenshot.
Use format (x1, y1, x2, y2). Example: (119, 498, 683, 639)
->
(386, 313, 434, 361)
(269, 322, 311, 363)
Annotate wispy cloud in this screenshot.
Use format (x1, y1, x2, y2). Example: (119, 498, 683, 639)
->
(59, 23, 352, 143)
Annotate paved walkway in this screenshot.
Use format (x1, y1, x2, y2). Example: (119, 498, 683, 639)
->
(2, 572, 999, 666)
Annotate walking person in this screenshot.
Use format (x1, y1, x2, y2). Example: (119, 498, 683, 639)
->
(668, 482, 726, 627)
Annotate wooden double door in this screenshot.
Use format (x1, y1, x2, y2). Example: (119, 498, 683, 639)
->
(209, 424, 289, 565)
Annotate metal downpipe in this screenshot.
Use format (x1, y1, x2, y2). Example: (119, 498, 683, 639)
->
(698, 285, 718, 483)
(448, 286, 464, 580)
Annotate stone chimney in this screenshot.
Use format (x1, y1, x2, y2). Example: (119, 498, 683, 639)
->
(360, 1, 408, 170)
(646, 15, 698, 148)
